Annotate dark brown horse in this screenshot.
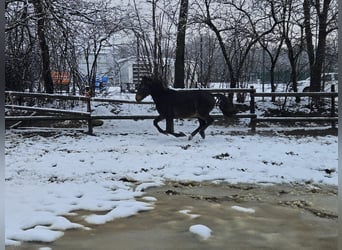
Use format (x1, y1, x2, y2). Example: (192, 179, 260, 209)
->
(135, 76, 237, 140)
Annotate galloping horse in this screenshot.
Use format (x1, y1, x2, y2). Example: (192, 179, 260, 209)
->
(135, 76, 237, 140)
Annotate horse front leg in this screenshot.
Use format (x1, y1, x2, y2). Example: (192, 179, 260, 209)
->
(166, 117, 186, 137)
(153, 116, 185, 137)
(153, 116, 168, 135)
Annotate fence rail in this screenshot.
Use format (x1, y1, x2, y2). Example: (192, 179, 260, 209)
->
(5, 91, 89, 101)
(5, 105, 90, 116)
(254, 92, 338, 98)
(5, 86, 338, 134)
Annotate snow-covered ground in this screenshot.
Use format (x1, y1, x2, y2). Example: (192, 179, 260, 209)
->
(5, 89, 338, 246)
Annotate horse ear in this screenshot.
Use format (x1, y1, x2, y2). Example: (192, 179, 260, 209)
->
(141, 75, 153, 85)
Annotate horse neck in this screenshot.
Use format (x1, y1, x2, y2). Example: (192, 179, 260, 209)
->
(149, 84, 167, 103)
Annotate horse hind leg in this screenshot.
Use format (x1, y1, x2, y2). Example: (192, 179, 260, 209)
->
(189, 118, 207, 140)
(198, 116, 214, 139)
(199, 129, 206, 139)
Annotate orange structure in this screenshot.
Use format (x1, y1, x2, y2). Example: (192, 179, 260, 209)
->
(51, 71, 70, 85)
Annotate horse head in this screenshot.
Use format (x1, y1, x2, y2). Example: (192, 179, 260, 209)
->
(135, 76, 153, 102)
(135, 76, 164, 102)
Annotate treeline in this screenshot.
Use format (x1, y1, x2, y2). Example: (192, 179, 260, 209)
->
(5, 0, 338, 94)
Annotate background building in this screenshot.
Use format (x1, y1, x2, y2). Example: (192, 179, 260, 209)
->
(115, 56, 199, 92)
(116, 56, 151, 92)
(77, 46, 115, 90)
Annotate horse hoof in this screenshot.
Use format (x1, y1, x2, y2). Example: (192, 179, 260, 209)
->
(179, 132, 186, 137)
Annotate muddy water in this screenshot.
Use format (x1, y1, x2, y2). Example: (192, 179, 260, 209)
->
(7, 182, 338, 250)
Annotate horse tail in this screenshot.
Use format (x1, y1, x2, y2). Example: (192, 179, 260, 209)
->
(213, 94, 237, 117)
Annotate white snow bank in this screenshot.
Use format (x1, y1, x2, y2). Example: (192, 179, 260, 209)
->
(189, 224, 212, 240)
(5, 179, 154, 245)
(7, 226, 64, 243)
(84, 200, 153, 224)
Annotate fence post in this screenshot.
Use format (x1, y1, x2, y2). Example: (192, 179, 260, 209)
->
(166, 118, 174, 134)
(85, 88, 93, 134)
(250, 86, 256, 133)
(331, 84, 336, 129)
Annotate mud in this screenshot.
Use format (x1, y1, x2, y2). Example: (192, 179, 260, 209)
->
(7, 182, 338, 250)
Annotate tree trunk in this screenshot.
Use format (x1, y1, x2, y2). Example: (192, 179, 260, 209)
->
(284, 35, 301, 103)
(33, 0, 54, 93)
(174, 0, 189, 88)
(303, 0, 331, 92)
(270, 64, 276, 102)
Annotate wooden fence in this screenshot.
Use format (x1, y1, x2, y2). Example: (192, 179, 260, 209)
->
(253, 85, 338, 130)
(5, 86, 338, 134)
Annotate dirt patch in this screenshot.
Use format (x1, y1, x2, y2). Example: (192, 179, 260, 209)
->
(157, 181, 338, 219)
(9, 182, 338, 250)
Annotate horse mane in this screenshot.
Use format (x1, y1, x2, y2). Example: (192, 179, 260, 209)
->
(142, 76, 168, 90)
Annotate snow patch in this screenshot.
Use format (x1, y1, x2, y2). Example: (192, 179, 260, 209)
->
(84, 201, 154, 225)
(179, 209, 200, 219)
(142, 196, 157, 202)
(135, 181, 163, 192)
(231, 205, 255, 213)
(7, 226, 64, 243)
(189, 224, 212, 240)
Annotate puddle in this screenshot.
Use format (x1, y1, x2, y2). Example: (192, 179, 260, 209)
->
(7, 182, 338, 250)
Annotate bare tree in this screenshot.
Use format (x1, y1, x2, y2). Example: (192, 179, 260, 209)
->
(303, 0, 338, 92)
(6, 0, 66, 92)
(5, 1, 41, 91)
(65, 0, 126, 95)
(174, 0, 189, 88)
(192, 0, 278, 93)
(6, 0, 337, 97)
(264, 0, 305, 104)
(127, 0, 178, 83)
(6, 0, 126, 94)
(259, 0, 286, 101)
(186, 27, 229, 87)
